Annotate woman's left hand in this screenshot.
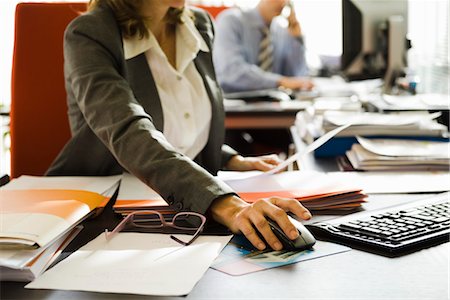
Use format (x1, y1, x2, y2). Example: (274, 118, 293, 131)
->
(226, 154, 283, 172)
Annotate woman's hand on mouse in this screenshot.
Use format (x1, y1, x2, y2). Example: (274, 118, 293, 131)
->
(210, 195, 312, 251)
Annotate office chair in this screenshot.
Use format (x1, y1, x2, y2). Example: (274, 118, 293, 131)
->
(194, 5, 230, 19)
(9, 2, 228, 179)
(10, 2, 87, 178)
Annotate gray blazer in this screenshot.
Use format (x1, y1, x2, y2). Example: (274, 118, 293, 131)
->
(47, 5, 237, 214)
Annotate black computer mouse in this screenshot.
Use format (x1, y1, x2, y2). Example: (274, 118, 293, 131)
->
(261, 216, 316, 251)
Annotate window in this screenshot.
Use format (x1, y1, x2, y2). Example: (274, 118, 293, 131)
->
(408, 0, 449, 94)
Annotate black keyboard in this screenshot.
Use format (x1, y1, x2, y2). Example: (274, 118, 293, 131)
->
(308, 193, 450, 257)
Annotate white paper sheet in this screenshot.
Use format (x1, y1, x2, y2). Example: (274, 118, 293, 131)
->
(323, 111, 441, 126)
(1, 175, 121, 196)
(356, 136, 450, 158)
(383, 93, 450, 110)
(26, 233, 232, 296)
(118, 173, 163, 200)
(218, 170, 359, 194)
(327, 171, 450, 194)
(264, 123, 351, 175)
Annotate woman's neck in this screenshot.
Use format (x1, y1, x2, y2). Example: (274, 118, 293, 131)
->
(141, 2, 171, 42)
(141, 2, 177, 68)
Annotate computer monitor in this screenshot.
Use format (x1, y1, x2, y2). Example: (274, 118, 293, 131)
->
(341, 0, 408, 91)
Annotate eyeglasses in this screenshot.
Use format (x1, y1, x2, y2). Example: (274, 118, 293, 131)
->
(105, 210, 206, 246)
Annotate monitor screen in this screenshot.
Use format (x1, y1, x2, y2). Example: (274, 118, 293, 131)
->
(341, 0, 408, 81)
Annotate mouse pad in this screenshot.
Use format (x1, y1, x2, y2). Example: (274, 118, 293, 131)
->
(211, 235, 350, 276)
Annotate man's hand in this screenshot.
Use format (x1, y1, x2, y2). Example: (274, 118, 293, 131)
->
(286, 3, 302, 37)
(210, 195, 312, 250)
(278, 76, 314, 91)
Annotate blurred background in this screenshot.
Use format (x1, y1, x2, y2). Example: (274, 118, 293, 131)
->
(0, 0, 448, 175)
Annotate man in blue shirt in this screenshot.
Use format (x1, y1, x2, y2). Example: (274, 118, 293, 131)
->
(213, 0, 313, 93)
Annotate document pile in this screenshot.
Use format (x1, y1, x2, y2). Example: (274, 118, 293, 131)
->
(0, 175, 120, 281)
(345, 136, 450, 171)
(0, 226, 82, 282)
(368, 93, 450, 111)
(382, 94, 450, 110)
(114, 167, 367, 214)
(296, 110, 448, 157)
(218, 171, 367, 211)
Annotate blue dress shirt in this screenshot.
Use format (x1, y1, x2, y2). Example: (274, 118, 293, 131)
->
(213, 7, 309, 93)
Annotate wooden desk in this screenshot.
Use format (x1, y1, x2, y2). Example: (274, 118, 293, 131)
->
(224, 100, 310, 129)
(2, 133, 449, 299)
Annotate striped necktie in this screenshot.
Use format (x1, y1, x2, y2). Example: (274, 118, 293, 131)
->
(258, 26, 273, 72)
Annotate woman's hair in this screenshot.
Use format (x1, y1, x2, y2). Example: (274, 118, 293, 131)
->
(88, 0, 184, 39)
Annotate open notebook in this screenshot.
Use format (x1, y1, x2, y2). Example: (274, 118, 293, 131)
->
(0, 175, 120, 249)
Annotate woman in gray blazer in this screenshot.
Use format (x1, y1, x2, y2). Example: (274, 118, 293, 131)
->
(47, 0, 311, 251)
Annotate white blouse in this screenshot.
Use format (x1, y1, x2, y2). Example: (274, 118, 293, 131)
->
(123, 10, 212, 160)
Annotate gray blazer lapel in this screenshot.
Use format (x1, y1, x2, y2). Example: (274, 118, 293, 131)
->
(194, 52, 223, 117)
(126, 54, 164, 131)
(194, 51, 225, 172)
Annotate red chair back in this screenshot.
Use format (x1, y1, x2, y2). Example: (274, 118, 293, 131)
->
(194, 5, 230, 19)
(10, 2, 87, 178)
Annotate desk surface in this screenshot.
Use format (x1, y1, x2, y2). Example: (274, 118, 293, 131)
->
(224, 100, 310, 129)
(2, 151, 449, 299)
(2, 193, 448, 300)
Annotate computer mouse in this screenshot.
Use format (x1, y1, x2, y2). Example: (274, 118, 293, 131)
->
(262, 216, 316, 251)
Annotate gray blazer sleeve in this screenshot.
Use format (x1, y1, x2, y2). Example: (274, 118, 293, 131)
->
(49, 7, 236, 214)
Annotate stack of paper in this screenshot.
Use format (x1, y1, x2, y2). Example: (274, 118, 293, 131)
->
(296, 110, 448, 157)
(321, 111, 447, 137)
(345, 137, 450, 171)
(0, 226, 82, 282)
(114, 168, 367, 214)
(0, 175, 120, 281)
(218, 171, 367, 211)
(382, 94, 450, 110)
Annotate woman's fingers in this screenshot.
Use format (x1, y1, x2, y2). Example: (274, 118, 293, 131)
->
(238, 218, 267, 250)
(211, 195, 312, 251)
(248, 211, 283, 250)
(232, 197, 310, 250)
(263, 200, 300, 240)
(269, 197, 312, 220)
